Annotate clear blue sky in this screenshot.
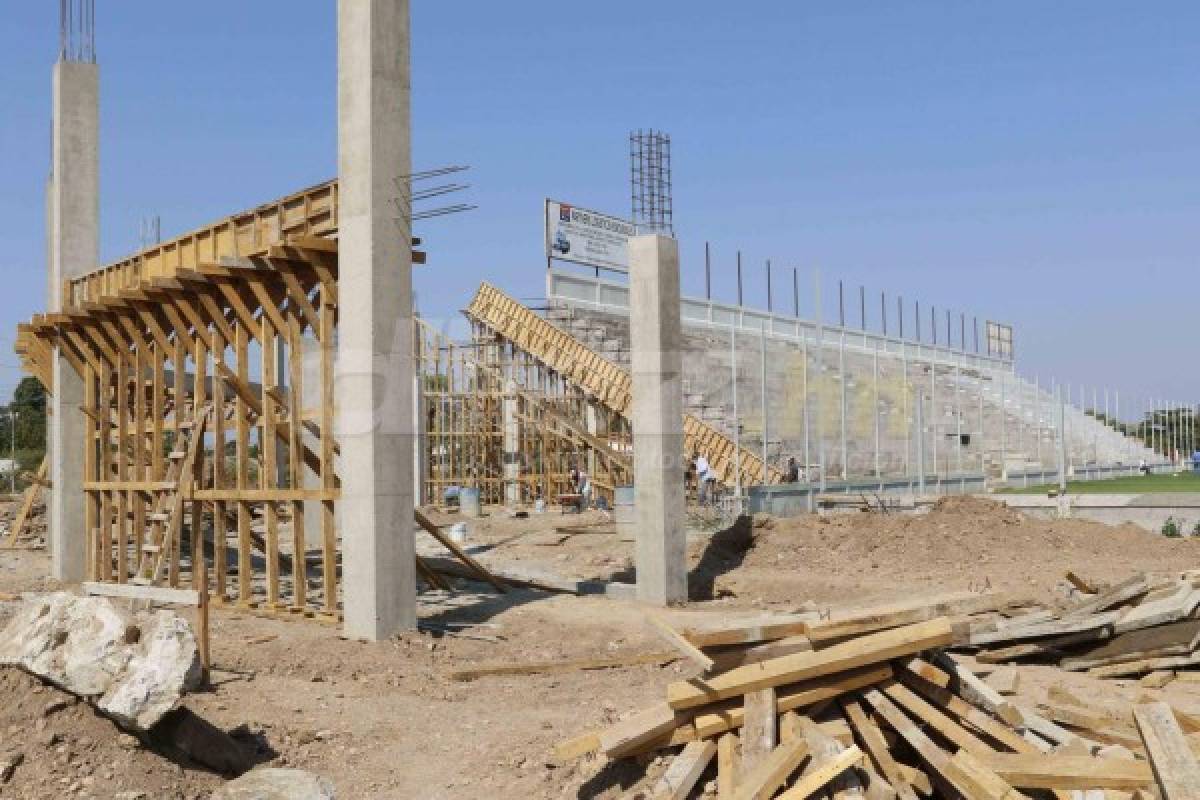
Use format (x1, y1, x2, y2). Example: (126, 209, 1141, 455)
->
(0, 2, 1196, 418)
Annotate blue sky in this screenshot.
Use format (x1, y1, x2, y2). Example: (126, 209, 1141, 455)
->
(0, 2, 1196, 418)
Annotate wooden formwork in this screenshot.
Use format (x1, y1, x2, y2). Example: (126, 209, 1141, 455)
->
(19, 232, 345, 616)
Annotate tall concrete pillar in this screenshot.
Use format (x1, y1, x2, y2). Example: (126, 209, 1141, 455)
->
(48, 57, 99, 583)
(629, 235, 687, 605)
(337, 0, 416, 639)
(503, 380, 520, 506)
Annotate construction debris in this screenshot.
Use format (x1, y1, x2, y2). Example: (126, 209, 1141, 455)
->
(969, 571, 1200, 679)
(560, 599, 1200, 798)
(0, 592, 201, 731)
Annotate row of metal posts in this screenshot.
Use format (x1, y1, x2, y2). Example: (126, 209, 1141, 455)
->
(721, 313, 1192, 503)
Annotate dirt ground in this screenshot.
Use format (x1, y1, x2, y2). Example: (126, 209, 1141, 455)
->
(0, 496, 1196, 798)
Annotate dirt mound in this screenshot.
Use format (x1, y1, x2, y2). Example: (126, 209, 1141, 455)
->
(0, 668, 224, 799)
(712, 497, 1200, 607)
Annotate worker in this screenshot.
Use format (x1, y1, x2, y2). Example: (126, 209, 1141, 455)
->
(577, 467, 592, 510)
(1192, 448, 1200, 474)
(696, 453, 715, 505)
(786, 457, 799, 483)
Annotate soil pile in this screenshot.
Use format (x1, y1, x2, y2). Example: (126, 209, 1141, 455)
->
(723, 496, 1198, 606)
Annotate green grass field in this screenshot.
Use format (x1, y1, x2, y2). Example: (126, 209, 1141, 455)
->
(999, 471, 1200, 494)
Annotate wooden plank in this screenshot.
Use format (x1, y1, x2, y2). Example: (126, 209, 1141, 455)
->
(1135, 702, 1200, 799)
(677, 613, 813, 648)
(880, 681, 992, 757)
(731, 738, 809, 800)
(841, 696, 920, 800)
(652, 739, 716, 800)
(717, 732, 738, 800)
(1062, 622, 1200, 671)
(777, 746, 864, 800)
(454, 650, 676, 682)
(1060, 573, 1151, 620)
(646, 614, 715, 673)
(742, 688, 777, 772)
(898, 662, 1036, 756)
(708, 635, 813, 673)
(971, 611, 1120, 646)
(972, 753, 1153, 790)
(944, 750, 1025, 800)
(3, 457, 47, 547)
(414, 510, 506, 593)
(598, 703, 685, 760)
(806, 591, 1008, 644)
(862, 686, 966, 797)
(985, 667, 1021, 695)
(666, 618, 953, 710)
(691, 663, 893, 739)
(82, 581, 200, 606)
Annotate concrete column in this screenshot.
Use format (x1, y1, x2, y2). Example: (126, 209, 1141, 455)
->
(585, 402, 599, 484)
(337, 0, 416, 639)
(503, 380, 520, 506)
(629, 235, 686, 606)
(48, 59, 99, 583)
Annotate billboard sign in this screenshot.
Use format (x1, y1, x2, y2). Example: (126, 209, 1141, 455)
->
(544, 199, 634, 273)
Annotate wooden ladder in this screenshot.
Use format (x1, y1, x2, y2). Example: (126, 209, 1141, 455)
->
(132, 403, 211, 587)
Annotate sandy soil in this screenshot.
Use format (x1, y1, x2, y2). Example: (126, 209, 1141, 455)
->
(0, 497, 1195, 798)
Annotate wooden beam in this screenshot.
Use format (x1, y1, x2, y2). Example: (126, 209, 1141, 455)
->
(666, 618, 953, 710)
(1136, 702, 1200, 799)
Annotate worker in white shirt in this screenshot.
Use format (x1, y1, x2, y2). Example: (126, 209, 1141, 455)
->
(695, 453, 715, 505)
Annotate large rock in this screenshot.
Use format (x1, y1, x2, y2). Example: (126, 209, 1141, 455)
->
(0, 592, 201, 731)
(211, 768, 336, 800)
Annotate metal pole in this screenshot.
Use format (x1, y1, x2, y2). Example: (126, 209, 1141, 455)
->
(898, 296, 904, 339)
(730, 323, 741, 505)
(932, 305, 937, 345)
(760, 321, 768, 472)
(839, 326, 848, 480)
(915, 388, 926, 495)
(930, 358, 938, 478)
(881, 291, 887, 336)
(974, 317, 979, 353)
(999, 370, 1007, 476)
(860, 285, 866, 331)
(766, 260, 772, 313)
(1035, 375, 1042, 466)
(915, 300, 920, 342)
(802, 332, 810, 487)
(838, 281, 845, 327)
(814, 270, 826, 492)
(705, 242, 711, 301)
(977, 367, 985, 475)
(955, 354, 963, 477)
(1058, 386, 1068, 493)
(873, 342, 880, 479)
(902, 342, 911, 477)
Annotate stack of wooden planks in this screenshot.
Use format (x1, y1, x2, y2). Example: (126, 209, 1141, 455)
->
(558, 593, 1200, 798)
(969, 571, 1200, 681)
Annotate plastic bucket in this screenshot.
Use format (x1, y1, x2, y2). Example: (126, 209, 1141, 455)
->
(459, 487, 481, 518)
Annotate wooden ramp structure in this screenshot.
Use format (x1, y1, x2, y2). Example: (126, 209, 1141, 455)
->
(464, 282, 784, 490)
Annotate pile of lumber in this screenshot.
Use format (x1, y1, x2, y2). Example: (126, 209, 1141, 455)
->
(557, 597, 1200, 799)
(969, 571, 1200, 681)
